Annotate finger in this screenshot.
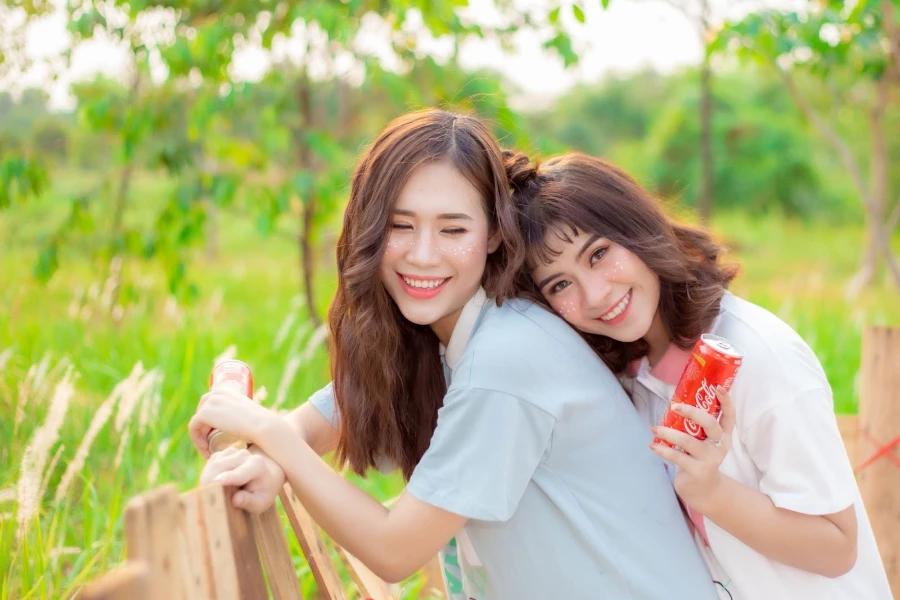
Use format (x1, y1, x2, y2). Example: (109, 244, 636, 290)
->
(212, 456, 266, 488)
(652, 427, 708, 458)
(672, 404, 723, 441)
(650, 442, 697, 471)
(199, 449, 251, 484)
(233, 489, 273, 514)
(716, 386, 737, 434)
(189, 419, 212, 459)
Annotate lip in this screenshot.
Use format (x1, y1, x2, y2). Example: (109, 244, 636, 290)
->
(595, 289, 632, 326)
(397, 273, 451, 300)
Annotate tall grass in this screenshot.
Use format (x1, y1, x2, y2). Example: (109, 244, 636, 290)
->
(1, 171, 897, 597)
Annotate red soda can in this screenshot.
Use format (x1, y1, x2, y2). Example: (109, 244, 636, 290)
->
(206, 359, 254, 453)
(653, 334, 743, 448)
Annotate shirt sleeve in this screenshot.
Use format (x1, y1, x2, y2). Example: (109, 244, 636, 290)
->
(406, 386, 555, 522)
(307, 382, 339, 428)
(742, 388, 856, 515)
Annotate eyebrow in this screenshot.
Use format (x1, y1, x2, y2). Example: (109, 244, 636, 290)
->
(536, 234, 602, 291)
(394, 209, 473, 221)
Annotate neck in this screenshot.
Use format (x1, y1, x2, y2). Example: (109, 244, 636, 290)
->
(643, 311, 671, 366)
(430, 309, 462, 347)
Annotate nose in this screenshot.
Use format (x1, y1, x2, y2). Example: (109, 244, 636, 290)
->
(405, 229, 442, 269)
(580, 274, 614, 313)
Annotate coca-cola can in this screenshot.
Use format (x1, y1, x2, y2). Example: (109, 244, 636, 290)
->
(653, 334, 743, 448)
(206, 359, 254, 453)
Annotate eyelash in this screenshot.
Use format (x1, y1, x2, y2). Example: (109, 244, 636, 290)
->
(546, 245, 609, 295)
(391, 224, 467, 235)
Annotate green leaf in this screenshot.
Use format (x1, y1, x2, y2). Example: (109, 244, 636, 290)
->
(573, 4, 586, 24)
(549, 7, 560, 24)
(34, 240, 59, 283)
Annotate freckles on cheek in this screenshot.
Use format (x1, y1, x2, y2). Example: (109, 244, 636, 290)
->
(437, 239, 483, 263)
(551, 299, 578, 318)
(383, 238, 415, 256)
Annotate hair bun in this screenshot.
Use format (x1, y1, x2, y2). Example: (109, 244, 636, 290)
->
(503, 149, 537, 190)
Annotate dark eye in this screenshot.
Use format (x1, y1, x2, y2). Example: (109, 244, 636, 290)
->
(392, 223, 413, 230)
(443, 227, 467, 235)
(549, 280, 570, 294)
(590, 246, 608, 265)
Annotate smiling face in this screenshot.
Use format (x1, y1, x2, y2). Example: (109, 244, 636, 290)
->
(531, 227, 662, 343)
(379, 161, 500, 345)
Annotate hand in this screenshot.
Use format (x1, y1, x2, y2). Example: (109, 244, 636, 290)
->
(201, 446, 286, 513)
(650, 386, 737, 513)
(189, 387, 278, 458)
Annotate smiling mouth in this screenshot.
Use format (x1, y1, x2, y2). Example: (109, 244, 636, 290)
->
(597, 290, 632, 322)
(400, 275, 450, 289)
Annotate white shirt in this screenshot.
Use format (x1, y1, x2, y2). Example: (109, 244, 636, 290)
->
(620, 292, 892, 600)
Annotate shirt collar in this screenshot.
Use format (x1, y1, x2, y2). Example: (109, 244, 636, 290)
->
(443, 287, 488, 371)
(626, 343, 693, 386)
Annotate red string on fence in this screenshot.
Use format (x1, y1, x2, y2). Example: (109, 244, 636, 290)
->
(855, 429, 900, 473)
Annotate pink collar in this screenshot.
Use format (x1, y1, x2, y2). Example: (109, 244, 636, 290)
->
(625, 344, 693, 385)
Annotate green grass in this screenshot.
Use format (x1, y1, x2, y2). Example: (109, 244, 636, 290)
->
(1, 170, 898, 598)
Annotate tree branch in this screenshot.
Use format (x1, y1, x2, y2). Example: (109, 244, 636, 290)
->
(778, 68, 871, 208)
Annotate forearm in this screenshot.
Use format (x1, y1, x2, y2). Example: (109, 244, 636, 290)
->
(254, 419, 444, 582)
(697, 475, 856, 577)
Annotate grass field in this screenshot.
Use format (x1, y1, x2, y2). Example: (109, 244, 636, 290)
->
(1, 170, 898, 599)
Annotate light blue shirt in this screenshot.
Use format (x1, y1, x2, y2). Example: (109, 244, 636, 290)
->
(311, 295, 717, 599)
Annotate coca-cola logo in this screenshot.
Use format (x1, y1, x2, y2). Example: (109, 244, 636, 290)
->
(684, 417, 701, 437)
(694, 378, 716, 411)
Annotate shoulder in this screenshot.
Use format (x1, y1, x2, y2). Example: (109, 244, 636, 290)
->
(452, 298, 619, 401)
(715, 293, 830, 425)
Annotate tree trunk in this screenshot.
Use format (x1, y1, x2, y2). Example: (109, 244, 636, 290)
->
(697, 39, 714, 223)
(295, 71, 320, 327)
(696, 0, 714, 224)
(856, 74, 890, 288)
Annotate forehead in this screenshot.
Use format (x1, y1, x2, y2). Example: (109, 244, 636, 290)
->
(395, 161, 484, 216)
(530, 225, 592, 270)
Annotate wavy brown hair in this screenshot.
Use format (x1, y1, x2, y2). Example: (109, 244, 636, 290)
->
(329, 110, 524, 480)
(508, 151, 739, 374)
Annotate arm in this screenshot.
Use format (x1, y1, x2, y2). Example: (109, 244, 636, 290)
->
(653, 388, 858, 578)
(694, 476, 857, 577)
(257, 419, 466, 583)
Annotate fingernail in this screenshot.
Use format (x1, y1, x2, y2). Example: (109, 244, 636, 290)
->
(671, 404, 683, 413)
(650, 426, 659, 434)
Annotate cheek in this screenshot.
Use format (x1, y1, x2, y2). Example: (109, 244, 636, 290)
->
(548, 296, 579, 319)
(437, 238, 484, 265)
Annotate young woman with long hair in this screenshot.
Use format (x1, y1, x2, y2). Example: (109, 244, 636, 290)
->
(510, 151, 892, 599)
(188, 112, 718, 599)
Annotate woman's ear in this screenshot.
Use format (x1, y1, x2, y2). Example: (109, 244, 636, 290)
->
(487, 229, 502, 254)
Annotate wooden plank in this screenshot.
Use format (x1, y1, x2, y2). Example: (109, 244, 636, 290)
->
(250, 505, 304, 600)
(80, 562, 150, 600)
(124, 484, 186, 600)
(180, 487, 218, 599)
(198, 483, 268, 600)
(336, 546, 394, 600)
(858, 326, 900, 597)
(278, 485, 347, 600)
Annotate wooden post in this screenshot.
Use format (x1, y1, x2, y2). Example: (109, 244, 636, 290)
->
(279, 485, 348, 600)
(858, 326, 900, 596)
(125, 485, 186, 600)
(249, 505, 305, 600)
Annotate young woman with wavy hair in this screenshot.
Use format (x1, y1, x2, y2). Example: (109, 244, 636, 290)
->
(188, 111, 718, 599)
(511, 151, 891, 600)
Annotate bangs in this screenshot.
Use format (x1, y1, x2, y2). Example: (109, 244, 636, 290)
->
(524, 219, 581, 269)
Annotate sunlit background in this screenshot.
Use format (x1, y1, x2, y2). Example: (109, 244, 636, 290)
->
(1, 0, 898, 597)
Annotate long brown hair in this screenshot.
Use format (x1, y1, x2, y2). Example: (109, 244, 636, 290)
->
(508, 151, 739, 373)
(329, 109, 524, 480)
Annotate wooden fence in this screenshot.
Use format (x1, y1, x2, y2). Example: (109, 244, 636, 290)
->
(81, 327, 900, 599)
